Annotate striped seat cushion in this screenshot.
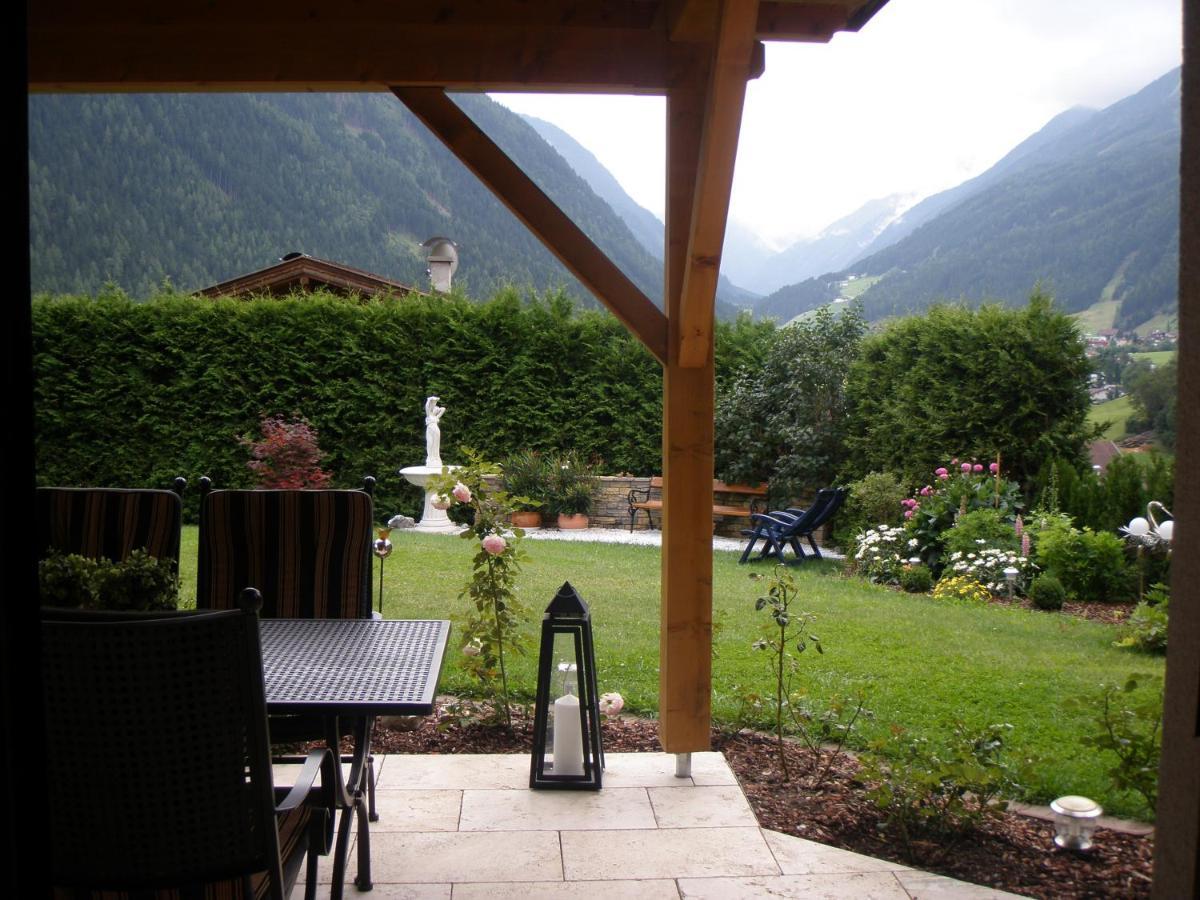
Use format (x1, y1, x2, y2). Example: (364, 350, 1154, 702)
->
(198, 489, 373, 619)
(36, 487, 183, 569)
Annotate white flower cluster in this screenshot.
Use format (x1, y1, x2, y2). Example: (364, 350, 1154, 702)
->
(853, 525, 911, 582)
(948, 547, 1031, 594)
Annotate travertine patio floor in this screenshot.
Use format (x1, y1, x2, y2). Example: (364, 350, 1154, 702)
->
(298, 751, 1022, 899)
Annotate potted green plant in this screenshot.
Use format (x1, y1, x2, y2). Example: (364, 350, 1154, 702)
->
(548, 451, 598, 529)
(501, 449, 550, 528)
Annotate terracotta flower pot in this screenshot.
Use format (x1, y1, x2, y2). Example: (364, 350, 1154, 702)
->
(557, 513, 589, 530)
(510, 510, 542, 528)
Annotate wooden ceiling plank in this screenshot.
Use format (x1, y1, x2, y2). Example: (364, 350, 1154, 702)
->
(676, 0, 757, 368)
(755, 2, 849, 42)
(392, 87, 668, 364)
(29, 24, 687, 93)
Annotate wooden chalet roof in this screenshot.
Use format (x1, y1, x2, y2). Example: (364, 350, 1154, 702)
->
(197, 253, 422, 300)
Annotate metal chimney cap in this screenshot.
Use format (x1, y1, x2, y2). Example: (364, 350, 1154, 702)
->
(421, 237, 459, 273)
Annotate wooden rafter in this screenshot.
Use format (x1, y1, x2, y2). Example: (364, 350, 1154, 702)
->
(676, 0, 758, 367)
(392, 87, 668, 364)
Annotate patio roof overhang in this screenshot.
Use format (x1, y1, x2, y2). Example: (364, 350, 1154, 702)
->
(17, 3, 1200, 894)
(27, 0, 892, 756)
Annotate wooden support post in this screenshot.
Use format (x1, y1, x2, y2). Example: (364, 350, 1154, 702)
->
(1153, 2, 1200, 894)
(659, 76, 714, 753)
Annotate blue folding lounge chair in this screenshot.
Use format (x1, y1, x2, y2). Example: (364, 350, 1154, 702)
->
(738, 488, 837, 565)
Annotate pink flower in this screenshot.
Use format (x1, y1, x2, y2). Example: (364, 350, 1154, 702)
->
(1014, 515, 1024, 537)
(452, 482, 472, 503)
(481, 533, 507, 556)
(598, 692, 625, 716)
(973, 463, 984, 473)
(961, 462, 972, 473)
(904, 509, 914, 519)
(1021, 532, 1031, 559)
(920, 486, 931, 496)
(951, 458, 959, 465)
(935, 467, 948, 477)
(939, 473, 949, 481)
(989, 462, 999, 474)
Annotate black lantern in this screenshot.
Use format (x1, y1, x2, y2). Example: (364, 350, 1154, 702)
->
(530, 582, 603, 790)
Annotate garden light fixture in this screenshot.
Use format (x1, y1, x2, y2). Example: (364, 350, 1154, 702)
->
(372, 528, 392, 616)
(1050, 795, 1103, 851)
(530, 582, 603, 790)
(1003, 566, 1019, 599)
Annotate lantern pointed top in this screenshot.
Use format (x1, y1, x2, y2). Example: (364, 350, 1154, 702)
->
(547, 582, 590, 619)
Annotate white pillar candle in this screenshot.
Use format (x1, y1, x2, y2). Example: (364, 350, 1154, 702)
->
(551, 693, 585, 776)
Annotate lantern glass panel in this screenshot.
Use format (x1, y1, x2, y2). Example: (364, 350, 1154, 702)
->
(544, 638, 580, 777)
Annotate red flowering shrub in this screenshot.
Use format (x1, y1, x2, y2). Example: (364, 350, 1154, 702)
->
(240, 415, 332, 489)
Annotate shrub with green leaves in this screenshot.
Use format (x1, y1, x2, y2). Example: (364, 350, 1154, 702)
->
(899, 564, 933, 594)
(943, 508, 1019, 558)
(1117, 582, 1170, 653)
(500, 449, 551, 514)
(843, 291, 1097, 490)
(832, 471, 907, 550)
(38, 549, 180, 611)
(546, 451, 599, 517)
(1074, 675, 1162, 818)
(859, 722, 1025, 862)
(1028, 575, 1066, 611)
(716, 303, 866, 501)
(1035, 518, 1132, 602)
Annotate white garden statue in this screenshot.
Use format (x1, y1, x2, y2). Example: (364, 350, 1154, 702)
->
(424, 395, 445, 467)
(400, 396, 460, 532)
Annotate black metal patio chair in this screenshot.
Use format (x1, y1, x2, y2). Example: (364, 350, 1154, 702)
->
(42, 592, 336, 900)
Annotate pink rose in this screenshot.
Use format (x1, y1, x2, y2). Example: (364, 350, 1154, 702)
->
(939, 473, 949, 481)
(961, 462, 972, 473)
(598, 692, 625, 716)
(481, 533, 507, 556)
(973, 463, 984, 473)
(920, 486, 931, 496)
(904, 509, 914, 519)
(935, 467, 948, 477)
(951, 458, 959, 465)
(990, 462, 999, 474)
(452, 482, 472, 503)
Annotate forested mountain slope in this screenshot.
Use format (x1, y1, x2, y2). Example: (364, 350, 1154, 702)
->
(28, 92, 669, 309)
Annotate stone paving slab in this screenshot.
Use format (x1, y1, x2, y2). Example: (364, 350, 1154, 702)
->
(284, 753, 1027, 898)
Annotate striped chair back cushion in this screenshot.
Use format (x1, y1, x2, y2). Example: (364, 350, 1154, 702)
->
(197, 490, 373, 619)
(35, 487, 183, 569)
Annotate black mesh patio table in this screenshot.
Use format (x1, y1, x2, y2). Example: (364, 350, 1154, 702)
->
(260, 618, 451, 898)
(261, 618, 450, 716)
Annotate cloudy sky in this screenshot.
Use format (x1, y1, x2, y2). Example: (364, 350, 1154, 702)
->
(491, 0, 1181, 250)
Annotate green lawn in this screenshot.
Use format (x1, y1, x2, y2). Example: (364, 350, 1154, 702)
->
(178, 526, 1163, 820)
(1131, 350, 1176, 366)
(1088, 394, 1136, 440)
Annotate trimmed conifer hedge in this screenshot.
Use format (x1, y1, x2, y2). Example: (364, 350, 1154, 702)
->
(32, 287, 679, 520)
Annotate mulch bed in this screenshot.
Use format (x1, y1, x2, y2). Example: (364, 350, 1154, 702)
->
(368, 699, 1153, 899)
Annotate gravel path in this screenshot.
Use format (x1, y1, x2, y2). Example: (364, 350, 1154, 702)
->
(520, 526, 845, 559)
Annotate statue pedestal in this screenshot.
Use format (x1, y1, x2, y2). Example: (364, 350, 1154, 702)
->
(399, 465, 462, 533)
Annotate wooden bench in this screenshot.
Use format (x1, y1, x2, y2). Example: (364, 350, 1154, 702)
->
(627, 477, 768, 531)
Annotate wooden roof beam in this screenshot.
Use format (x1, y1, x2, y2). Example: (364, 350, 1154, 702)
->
(392, 87, 668, 364)
(676, 0, 757, 368)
